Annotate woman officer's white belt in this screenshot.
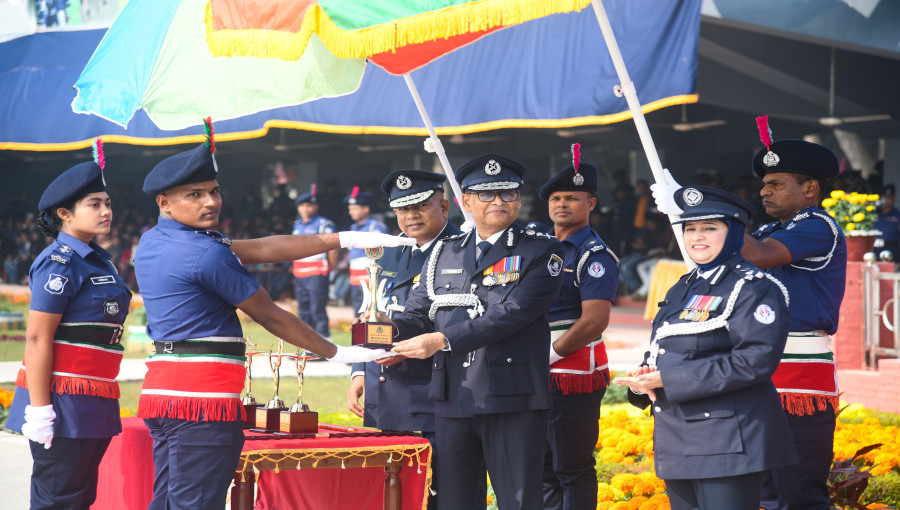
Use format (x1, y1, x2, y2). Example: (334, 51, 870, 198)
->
(784, 330, 831, 354)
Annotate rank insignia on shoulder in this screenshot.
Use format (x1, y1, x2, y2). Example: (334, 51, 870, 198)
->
(58, 245, 72, 254)
(198, 230, 232, 245)
(50, 254, 69, 264)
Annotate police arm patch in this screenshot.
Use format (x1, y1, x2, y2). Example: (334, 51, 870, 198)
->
(548, 254, 563, 276)
(754, 304, 775, 324)
(587, 261, 605, 278)
(44, 274, 69, 295)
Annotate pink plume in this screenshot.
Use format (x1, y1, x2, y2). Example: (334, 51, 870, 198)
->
(756, 115, 773, 149)
(839, 156, 846, 174)
(92, 138, 105, 170)
(204, 116, 216, 154)
(351, 186, 359, 198)
(571, 143, 581, 172)
(311, 183, 317, 197)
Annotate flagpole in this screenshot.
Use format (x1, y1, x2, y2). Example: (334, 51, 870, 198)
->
(590, 0, 692, 268)
(402, 73, 473, 224)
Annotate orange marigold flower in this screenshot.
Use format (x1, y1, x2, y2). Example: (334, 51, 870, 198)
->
(597, 483, 617, 502)
(597, 502, 616, 510)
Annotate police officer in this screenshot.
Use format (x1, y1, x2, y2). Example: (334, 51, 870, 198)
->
(616, 186, 796, 510)
(875, 184, 900, 260)
(347, 170, 462, 507)
(7, 140, 132, 509)
(291, 185, 337, 340)
(391, 154, 566, 510)
(345, 187, 389, 314)
(134, 125, 411, 510)
(536, 151, 619, 510)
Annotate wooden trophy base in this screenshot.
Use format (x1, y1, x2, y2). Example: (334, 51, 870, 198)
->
(351, 321, 394, 349)
(243, 403, 264, 428)
(255, 406, 286, 431)
(280, 410, 319, 433)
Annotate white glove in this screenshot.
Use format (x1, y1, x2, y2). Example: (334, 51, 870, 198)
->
(459, 219, 475, 233)
(329, 345, 400, 364)
(650, 168, 683, 215)
(338, 231, 416, 250)
(549, 344, 564, 366)
(22, 404, 56, 449)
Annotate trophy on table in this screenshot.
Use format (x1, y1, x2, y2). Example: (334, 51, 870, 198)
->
(351, 247, 395, 348)
(279, 348, 319, 433)
(242, 339, 264, 428)
(255, 340, 287, 431)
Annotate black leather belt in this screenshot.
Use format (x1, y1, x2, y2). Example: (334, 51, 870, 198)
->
(154, 341, 246, 356)
(55, 324, 123, 345)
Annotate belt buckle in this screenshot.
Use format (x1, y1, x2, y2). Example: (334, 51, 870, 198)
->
(113, 326, 124, 344)
(163, 342, 174, 354)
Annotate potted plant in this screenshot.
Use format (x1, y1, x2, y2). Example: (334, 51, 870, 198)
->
(821, 191, 882, 261)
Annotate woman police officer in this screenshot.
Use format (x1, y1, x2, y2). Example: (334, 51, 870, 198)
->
(614, 186, 797, 510)
(6, 141, 132, 509)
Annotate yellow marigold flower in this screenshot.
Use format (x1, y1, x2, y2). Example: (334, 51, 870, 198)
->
(628, 496, 649, 509)
(597, 503, 615, 510)
(869, 194, 880, 202)
(597, 483, 617, 502)
(611, 473, 639, 494)
(831, 190, 845, 199)
(847, 223, 856, 231)
(828, 211, 836, 217)
(867, 205, 875, 211)
(821, 198, 837, 208)
(486, 494, 493, 505)
(853, 212, 866, 222)
(0, 388, 14, 408)
(599, 449, 625, 464)
(119, 408, 136, 418)
(611, 502, 632, 510)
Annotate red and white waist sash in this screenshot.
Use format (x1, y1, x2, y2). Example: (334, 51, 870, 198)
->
(138, 336, 247, 422)
(349, 257, 370, 286)
(772, 331, 839, 416)
(16, 322, 124, 399)
(292, 259, 329, 278)
(548, 319, 609, 395)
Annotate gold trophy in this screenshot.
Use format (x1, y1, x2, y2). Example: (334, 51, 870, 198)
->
(280, 348, 319, 433)
(351, 247, 395, 348)
(242, 339, 264, 428)
(255, 340, 286, 431)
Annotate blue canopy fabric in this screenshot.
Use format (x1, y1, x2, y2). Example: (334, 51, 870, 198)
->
(0, 0, 700, 151)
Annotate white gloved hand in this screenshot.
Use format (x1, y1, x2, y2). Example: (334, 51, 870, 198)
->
(459, 219, 475, 233)
(549, 344, 564, 366)
(329, 345, 401, 364)
(338, 231, 416, 250)
(650, 168, 683, 215)
(22, 404, 56, 449)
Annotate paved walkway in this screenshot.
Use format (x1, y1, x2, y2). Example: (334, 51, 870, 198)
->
(0, 299, 651, 509)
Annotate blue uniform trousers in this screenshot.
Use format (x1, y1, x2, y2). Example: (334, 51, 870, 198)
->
(542, 386, 605, 510)
(293, 275, 330, 338)
(761, 407, 835, 510)
(351, 285, 364, 316)
(435, 410, 547, 510)
(145, 418, 245, 510)
(29, 436, 111, 510)
(667, 471, 766, 510)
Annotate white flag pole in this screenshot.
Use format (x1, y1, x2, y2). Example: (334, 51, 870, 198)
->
(403, 73, 473, 224)
(590, 0, 693, 268)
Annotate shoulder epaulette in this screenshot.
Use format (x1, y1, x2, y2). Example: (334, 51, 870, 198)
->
(197, 230, 232, 246)
(50, 244, 73, 265)
(521, 228, 553, 240)
(575, 244, 619, 287)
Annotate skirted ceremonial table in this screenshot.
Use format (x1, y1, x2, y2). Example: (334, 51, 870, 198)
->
(92, 417, 433, 510)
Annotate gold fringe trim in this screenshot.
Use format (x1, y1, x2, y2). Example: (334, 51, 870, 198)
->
(237, 442, 433, 509)
(205, 0, 592, 61)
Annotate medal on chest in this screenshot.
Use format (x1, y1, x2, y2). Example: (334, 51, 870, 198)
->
(679, 294, 723, 322)
(482, 256, 521, 286)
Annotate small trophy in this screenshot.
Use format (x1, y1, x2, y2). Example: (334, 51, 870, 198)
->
(280, 348, 319, 433)
(242, 339, 264, 428)
(255, 340, 287, 431)
(351, 247, 395, 348)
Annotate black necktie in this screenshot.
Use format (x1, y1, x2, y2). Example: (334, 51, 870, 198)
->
(476, 241, 492, 266)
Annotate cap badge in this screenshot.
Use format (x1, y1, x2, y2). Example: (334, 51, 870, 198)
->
(572, 173, 585, 186)
(683, 188, 704, 206)
(484, 159, 501, 176)
(348, 198, 357, 205)
(396, 175, 412, 190)
(763, 150, 780, 167)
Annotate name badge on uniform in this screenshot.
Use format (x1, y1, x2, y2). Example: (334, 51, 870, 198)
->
(483, 256, 521, 286)
(91, 275, 116, 285)
(382, 271, 398, 278)
(440, 268, 463, 275)
(679, 294, 723, 322)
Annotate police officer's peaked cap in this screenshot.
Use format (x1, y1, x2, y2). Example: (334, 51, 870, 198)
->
(752, 139, 839, 180)
(343, 189, 377, 207)
(295, 192, 317, 205)
(39, 161, 107, 212)
(143, 144, 218, 195)
(381, 170, 446, 208)
(882, 184, 896, 197)
(539, 162, 598, 200)
(673, 186, 756, 226)
(455, 154, 525, 192)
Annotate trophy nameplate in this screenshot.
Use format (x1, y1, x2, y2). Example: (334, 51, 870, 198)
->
(255, 341, 286, 431)
(351, 247, 395, 349)
(242, 339, 264, 428)
(280, 349, 319, 433)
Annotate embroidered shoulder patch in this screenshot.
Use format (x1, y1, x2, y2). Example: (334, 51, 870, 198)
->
(548, 254, 563, 276)
(50, 254, 69, 264)
(587, 261, 605, 278)
(754, 304, 775, 324)
(44, 274, 69, 295)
